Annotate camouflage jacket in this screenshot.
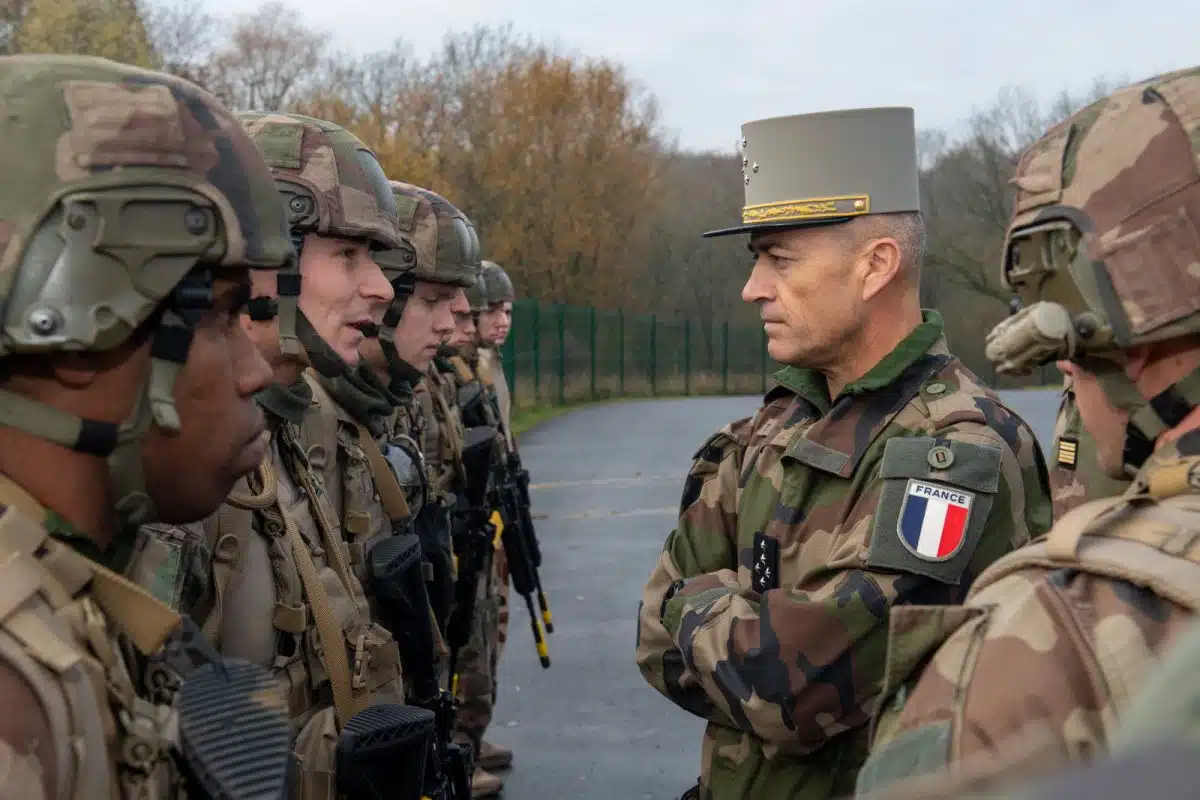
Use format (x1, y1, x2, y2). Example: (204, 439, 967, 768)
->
(1048, 375, 1131, 517)
(423, 359, 468, 501)
(634, 312, 1052, 800)
(854, 430, 1200, 800)
(941, 614, 1200, 800)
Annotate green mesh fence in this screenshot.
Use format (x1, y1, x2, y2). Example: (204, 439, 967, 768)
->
(499, 299, 779, 409)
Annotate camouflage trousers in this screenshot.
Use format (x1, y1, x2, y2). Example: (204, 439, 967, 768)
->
(452, 544, 509, 750)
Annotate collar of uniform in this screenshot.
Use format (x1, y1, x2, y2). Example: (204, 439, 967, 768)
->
(256, 379, 314, 425)
(317, 363, 396, 439)
(0, 474, 120, 568)
(778, 311, 953, 477)
(388, 355, 424, 396)
(773, 310, 945, 413)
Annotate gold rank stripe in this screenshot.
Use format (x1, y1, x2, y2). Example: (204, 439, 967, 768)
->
(1057, 438, 1078, 467)
(742, 194, 870, 225)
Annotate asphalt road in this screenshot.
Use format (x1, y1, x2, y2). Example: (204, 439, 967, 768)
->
(487, 389, 1061, 799)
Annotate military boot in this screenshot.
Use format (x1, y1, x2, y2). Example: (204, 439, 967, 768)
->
(478, 739, 513, 771)
(472, 766, 503, 797)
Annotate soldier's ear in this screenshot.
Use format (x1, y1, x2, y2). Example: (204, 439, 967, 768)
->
(859, 234, 903, 303)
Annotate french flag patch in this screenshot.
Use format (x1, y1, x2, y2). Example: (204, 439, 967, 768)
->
(897, 480, 974, 561)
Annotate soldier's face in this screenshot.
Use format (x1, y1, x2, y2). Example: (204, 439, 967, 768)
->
(1058, 359, 1132, 477)
(298, 233, 394, 366)
(392, 279, 457, 371)
(142, 271, 274, 523)
(478, 301, 512, 346)
(448, 291, 476, 347)
(742, 226, 865, 368)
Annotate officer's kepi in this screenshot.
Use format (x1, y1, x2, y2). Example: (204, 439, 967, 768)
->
(704, 106, 922, 238)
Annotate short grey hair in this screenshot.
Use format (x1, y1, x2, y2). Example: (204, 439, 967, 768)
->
(844, 211, 926, 276)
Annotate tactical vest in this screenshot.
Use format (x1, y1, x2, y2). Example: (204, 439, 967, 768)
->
(477, 349, 513, 451)
(197, 425, 405, 799)
(968, 481, 1200, 713)
(0, 477, 184, 800)
(297, 371, 394, 591)
(425, 363, 467, 498)
(413, 379, 446, 498)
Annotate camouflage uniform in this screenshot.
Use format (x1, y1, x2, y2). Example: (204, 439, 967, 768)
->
(635, 107, 1054, 800)
(855, 67, 1200, 799)
(450, 262, 518, 778)
(1048, 375, 1131, 516)
(128, 113, 409, 800)
(0, 54, 292, 799)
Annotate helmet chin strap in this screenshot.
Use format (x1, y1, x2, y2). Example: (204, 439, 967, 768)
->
(107, 381, 158, 530)
(1082, 357, 1200, 476)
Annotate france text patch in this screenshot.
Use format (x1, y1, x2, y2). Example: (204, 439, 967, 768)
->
(897, 480, 974, 561)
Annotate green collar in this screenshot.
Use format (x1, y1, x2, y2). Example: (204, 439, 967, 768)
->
(774, 310, 945, 414)
(43, 508, 136, 572)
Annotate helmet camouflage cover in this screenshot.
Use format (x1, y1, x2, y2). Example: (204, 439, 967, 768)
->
(236, 112, 400, 375)
(0, 54, 292, 441)
(480, 260, 515, 305)
(986, 65, 1200, 472)
(372, 181, 480, 384)
(376, 181, 480, 291)
(987, 66, 1200, 372)
(236, 112, 400, 249)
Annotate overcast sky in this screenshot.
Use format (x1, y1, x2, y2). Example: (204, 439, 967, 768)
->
(202, 0, 1195, 153)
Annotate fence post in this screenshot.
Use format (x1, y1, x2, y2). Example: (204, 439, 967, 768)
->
(589, 306, 597, 399)
(532, 301, 541, 405)
(557, 304, 566, 404)
(760, 326, 768, 394)
(684, 318, 691, 395)
(618, 309, 625, 394)
(649, 314, 657, 395)
(721, 321, 729, 394)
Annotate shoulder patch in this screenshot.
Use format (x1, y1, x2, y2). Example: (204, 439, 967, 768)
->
(866, 436, 1002, 584)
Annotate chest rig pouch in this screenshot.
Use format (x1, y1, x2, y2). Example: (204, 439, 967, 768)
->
(0, 483, 291, 800)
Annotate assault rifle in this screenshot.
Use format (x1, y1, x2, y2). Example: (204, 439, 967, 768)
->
(370, 533, 473, 800)
(446, 425, 502, 688)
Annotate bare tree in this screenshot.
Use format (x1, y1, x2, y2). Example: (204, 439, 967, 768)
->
(206, 2, 329, 110)
(144, 0, 219, 85)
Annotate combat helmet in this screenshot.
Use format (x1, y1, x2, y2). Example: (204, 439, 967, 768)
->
(236, 111, 401, 376)
(479, 260, 515, 306)
(0, 54, 292, 523)
(985, 66, 1200, 474)
(372, 182, 480, 380)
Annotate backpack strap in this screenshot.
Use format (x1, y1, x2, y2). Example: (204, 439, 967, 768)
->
(971, 493, 1200, 614)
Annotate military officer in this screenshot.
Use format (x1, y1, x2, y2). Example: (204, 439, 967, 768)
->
(854, 67, 1200, 798)
(634, 107, 1053, 800)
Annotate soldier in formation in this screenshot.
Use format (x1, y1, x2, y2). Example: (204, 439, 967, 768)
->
(0, 53, 296, 800)
(129, 111, 418, 799)
(634, 106, 1054, 800)
(853, 66, 1200, 798)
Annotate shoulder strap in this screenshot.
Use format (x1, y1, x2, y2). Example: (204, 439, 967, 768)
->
(300, 369, 345, 486)
(199, 474, 262, 646)
(352, 422, 411, 524)
(971, 494, 1200, 613)
(476, 350, 496, 388)
(448, 355, 474, 384)
(254, 457, 368, 729)
(0, 477, 181, 655)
